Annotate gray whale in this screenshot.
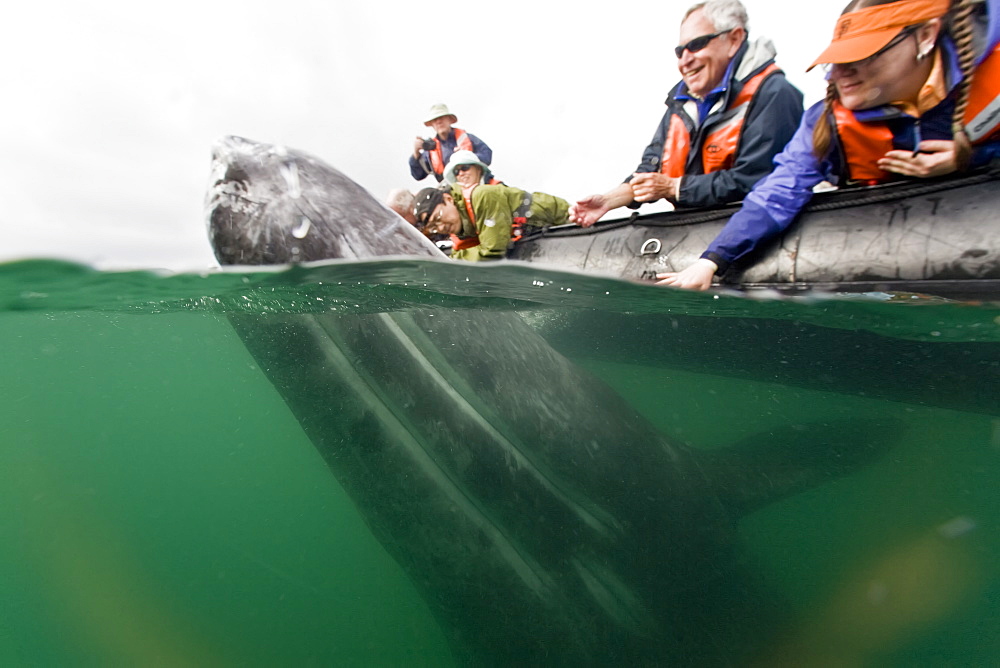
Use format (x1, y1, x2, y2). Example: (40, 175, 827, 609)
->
(205, 136, 894, 665)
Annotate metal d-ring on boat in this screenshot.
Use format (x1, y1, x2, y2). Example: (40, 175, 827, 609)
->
(639, 238, 662, 256)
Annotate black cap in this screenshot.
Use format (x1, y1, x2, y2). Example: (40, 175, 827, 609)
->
(412, 187, 446, 229)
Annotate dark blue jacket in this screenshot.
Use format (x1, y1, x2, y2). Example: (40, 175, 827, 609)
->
(409, 130, 493, 182)
(629, 38, 804, 208)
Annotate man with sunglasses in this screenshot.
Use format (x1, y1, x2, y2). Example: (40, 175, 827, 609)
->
(658, 0, 1000, 291)
(570, 0, 803, 227)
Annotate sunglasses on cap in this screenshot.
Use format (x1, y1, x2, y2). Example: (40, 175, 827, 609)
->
(424, 206, 445, 230)
(416, 207, 444, 230)
(413, 188, 446, 228)
(674, 29, 732, 59)
(821, 25, 919, 73)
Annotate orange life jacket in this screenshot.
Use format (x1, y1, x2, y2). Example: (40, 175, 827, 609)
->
(962, 41, 1000, 143)
(661, 63, 781, 177)
(450, 187, 481, 251)
(448, 185, 528, 250)
(429, 128, 474, 176)
(834, 42, 1000, 184)
(831, 102, 896, 184)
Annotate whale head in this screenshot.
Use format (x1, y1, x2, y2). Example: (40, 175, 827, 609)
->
(205, 135, 440, 265)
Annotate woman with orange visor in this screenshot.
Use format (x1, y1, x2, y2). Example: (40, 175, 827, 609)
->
(659, 0, 1000, 290)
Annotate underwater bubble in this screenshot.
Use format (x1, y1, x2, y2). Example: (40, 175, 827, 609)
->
(938, 516, 977, 539)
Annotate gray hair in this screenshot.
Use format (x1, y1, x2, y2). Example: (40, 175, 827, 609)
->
(685, 0, 749, 33)
(385, 188, 415, 211)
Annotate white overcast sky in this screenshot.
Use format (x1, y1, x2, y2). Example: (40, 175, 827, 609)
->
(0, 0, 840, 271)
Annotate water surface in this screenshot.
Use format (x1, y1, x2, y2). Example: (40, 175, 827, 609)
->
(2, 258, 997, 665)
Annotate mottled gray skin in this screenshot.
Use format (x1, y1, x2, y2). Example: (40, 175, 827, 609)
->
(205, 136, 892, 665)
(206, 135, 439, 265)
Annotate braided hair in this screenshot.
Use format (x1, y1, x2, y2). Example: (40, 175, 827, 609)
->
(812, 0, 980, 170)
(946, 0, 977, 168)
(811, 79, 841, 159)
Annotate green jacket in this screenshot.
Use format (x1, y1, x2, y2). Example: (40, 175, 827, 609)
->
(450, 184, 569, 261)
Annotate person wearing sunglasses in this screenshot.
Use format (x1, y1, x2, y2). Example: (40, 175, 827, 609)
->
(409, 103, 494, 184)
(658, 0, 1000, 291)
(570, 0, 803, 227)
(443, 150, 502, 197)
(412, 181, 570, 262)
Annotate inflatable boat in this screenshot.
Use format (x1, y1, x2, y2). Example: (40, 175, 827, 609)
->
(510, 167, 1000, 299)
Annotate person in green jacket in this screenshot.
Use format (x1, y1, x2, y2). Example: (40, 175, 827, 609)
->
(412, 183, 570, 261)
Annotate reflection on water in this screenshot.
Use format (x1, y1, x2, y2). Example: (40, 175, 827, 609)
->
(1, 259, 997, 665)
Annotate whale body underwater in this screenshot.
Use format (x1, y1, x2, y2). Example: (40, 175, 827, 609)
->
(205, 135, 894, 665)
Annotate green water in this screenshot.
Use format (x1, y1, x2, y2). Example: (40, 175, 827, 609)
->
(1, 259, 998, 665)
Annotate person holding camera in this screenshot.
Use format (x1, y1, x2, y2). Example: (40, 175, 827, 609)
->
(570, 0, 803, 227)
(409, 103, 494, 183)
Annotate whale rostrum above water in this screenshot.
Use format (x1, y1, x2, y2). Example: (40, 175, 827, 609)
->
(206, 135, 439, 265)
(205, 136, 895, 664)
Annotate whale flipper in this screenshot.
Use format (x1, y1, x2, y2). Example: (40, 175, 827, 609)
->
(697, 419, 900, 517)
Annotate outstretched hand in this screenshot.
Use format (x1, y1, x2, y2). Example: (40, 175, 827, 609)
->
(655, 258, 718, 291)
(878, 140, 958, 179)
(569, 195, 610, 228)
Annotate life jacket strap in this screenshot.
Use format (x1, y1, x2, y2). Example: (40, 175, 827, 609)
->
(510, 193, 533, 242)
(450, 234, 481, 250)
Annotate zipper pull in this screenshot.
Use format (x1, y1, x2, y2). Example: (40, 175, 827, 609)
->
(911, 119, 923, 157)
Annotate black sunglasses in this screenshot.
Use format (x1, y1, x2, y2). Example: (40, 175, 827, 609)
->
(822, 26, 919, 73)
(674, 29, 732, 58)
(455, 164, 477, 172)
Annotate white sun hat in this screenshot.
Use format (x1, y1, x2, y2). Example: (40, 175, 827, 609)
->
(424, 103, 458, 126)
(443, 150, 489, 184)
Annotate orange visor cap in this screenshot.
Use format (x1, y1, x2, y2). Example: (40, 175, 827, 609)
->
(807, 0, 950, 71)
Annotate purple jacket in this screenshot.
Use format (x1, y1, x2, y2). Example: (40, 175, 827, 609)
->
(702, 3, 1000, 273)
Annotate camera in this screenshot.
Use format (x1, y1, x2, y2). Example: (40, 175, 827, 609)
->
(421, 138, 437, 151)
